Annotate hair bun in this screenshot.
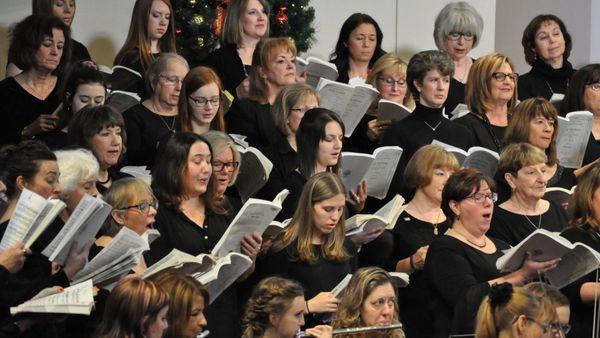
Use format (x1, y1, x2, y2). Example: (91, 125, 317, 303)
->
(489, 282, 513, 308)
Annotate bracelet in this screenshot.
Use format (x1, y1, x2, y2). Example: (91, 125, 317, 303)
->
(305, 300, 310, 314)
(409, 254, 416, 271)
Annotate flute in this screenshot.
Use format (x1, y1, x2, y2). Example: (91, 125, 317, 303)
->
(196, 330, 210, 338)
(298, 323, 403, 337)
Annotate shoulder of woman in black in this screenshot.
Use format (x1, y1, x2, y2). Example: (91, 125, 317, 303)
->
(276, 170, 306, 221)
(71, 39, 92, 62)
(344, 114, 379, 154)
(225, 98, 275, 148)
(548, 164, 577, 190)
(255, 141, 297, 201)
(202, 43, 245, 97)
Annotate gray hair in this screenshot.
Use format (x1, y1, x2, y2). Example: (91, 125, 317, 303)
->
(145, 52, 190, 95)
(407, 50, 455, 99)
(433, 1, 484, 51)
(55, 148, 99, 198)
(202, 131, 241, 185)
(271, 83, 319, 136)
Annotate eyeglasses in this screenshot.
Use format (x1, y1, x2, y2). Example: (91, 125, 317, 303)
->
(446, 31, 474, 41)
(189, 96, 221, 107)
(522, 316, 565, 337)
(212, 161, 239, 172)
(491, 72, 519, 82)
(159, 74, 183, 86)
(587, 82, 600, 91)
(465, 192, 498, 204)
(119, 200, 158, 214)
(377, 77, 407, 88)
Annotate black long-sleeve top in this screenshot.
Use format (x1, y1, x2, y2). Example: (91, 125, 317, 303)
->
(112, 49, 159, 99)
(518, 58, 575, 101)
(0, 77, 61, 147)
(202, 44, 247, 98)
(344, 114, 379, 154)
(225, 98, 283, 149)
(445, 77, 466, 115)
(560, 226, 600, 338)
(454, 112, 506, 152)
(489, 200, 568, 246)
(424, 235, 509, 337)
(385, 212, 450, 338)
(381, 102, 474, 199)
(148, 202, 240, 338)
(255, 139, 297, 201)
(122, 103, 178, 169)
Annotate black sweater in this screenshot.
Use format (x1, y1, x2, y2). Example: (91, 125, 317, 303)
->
(518, 58, 575, 101)
(225, 98, 283, 149)
(454, 112, 506, 152)
(202, 44, 248, 98)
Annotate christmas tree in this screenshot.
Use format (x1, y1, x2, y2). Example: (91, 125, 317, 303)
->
(173, 0, 315, 67)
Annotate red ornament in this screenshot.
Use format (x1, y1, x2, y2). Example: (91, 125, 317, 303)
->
(214, 0, 231, 37)
(276, 6, 288, 25)
(175, 28, 182, 37)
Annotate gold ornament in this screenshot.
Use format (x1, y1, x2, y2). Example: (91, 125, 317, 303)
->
(192, 14, 204, 25)
(188, 0, 196, 4)
(197, 37, 205, 47)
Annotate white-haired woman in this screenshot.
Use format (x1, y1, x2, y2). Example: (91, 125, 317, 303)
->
(55, 148, 99, 215)
(433, 1, 484, 113)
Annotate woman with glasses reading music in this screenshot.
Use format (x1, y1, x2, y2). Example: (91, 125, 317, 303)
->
(123, 53, 189, 169)
(179, 66, 226, 134)
(454, 53, 518, 152)
(518, 15, 575, 102)
(424, 168, 560, 337)
(490, 143, 568, 246)
(433, 1, 484, 113)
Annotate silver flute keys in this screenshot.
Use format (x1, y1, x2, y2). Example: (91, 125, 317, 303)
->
(297, 323, 403, 337)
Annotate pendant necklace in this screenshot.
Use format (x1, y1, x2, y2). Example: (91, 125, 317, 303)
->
(517, 200, 542, 230)
(152, 101, 177, 133)
(424, 120, 442, 131)
(413, 203, 442, 235)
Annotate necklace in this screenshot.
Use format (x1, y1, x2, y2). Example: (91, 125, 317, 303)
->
(412, 202, 442, 235)
(151, 101, 177, 133)
(515, 199, 543, 230)
(453, 228, 487, 248)
(423, 120, 442, 131)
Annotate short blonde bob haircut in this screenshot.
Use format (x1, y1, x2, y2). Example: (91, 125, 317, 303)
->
(504, 97, 559, 165)
(497, 143, 548, 178)
(367, 53, 414, 108)
(271, 83, 319, 136)
(465, 53, 518, 119)
(403, 145, 460, 191)
(248, 37, 297, 104)
(102, 177, 156, 237)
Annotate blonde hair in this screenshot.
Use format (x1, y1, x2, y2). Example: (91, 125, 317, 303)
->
(150, 269, 209, 338)
(403, 144, 459, 191)
(102, 177, 156, 237)
(465, 53, 518, 119)
(270, 172, 349, 264)
(242, 277, 304, 338)
(332, 267, 405, 338)
(271, 83, 319, 135)
(476, 284, 557, 338)
(248, 37, 297, 104)
(114, 0, 177, 74)
(367, 53, 414, 108)
(504, 98, 559, 165)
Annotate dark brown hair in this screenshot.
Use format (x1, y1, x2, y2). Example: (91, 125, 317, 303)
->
(521, 14, 572, 66)
(441, 168, 495, 224)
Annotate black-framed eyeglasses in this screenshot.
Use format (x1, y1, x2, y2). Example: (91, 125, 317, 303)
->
(446, 31, 474, 41)
(465, 192, 498, 204)
(521, 316, 565, 337)
(377, 77, 407, 88)
(189, 96, 221, 107)
(212, 161, 239, 172)
(491, 72, 519, 82)
(119, 200, 158, 214)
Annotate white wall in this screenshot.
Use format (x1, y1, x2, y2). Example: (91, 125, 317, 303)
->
(0, 0, 596, 79)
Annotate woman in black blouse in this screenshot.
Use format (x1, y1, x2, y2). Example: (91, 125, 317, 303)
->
(501, 98, 577, 202)
(454, 53, 518, 152)
(329, 13, 385, 84)
(68, 105, 128, 195)
(257, 83, 319, 201)
(433, 1, 484, 113)
(0, 15, 71, 147)
(226, 37, 298, 149)
(560, 163, 600, 338)
(518, 14, 575, 102)
(424, 168, 560, 337)
(203, 0, 270, 98)
(490, 143, 568, 246)
(382, 50, 474, 196)
(260, 172, 357, 325)
(123, 53, 189, 169)
(148, 132, 261, 338)
(385, 145, 459, 338)
(113, 0, 177, 97)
